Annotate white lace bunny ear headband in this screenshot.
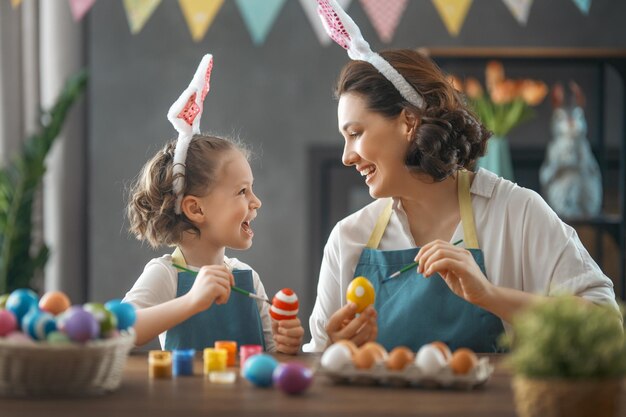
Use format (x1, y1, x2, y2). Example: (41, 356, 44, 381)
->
(316, 0, 424, 109)
(167, 54, 214, 214)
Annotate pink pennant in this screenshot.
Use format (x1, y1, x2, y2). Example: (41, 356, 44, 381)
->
(317, 0, 351, 50)
(69, 0, 96, 22)
(360, 0, 408, 43)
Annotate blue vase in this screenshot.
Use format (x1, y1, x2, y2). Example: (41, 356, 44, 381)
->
(477, 136, 514, 181)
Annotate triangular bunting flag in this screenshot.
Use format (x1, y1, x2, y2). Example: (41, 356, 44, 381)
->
(179, 0, 224, 42)
(360, 0, 408, 43)
(235, 0, 286, 45)
(11, 0, 23, 8)
(431, 0, 473, 37)
(299, 0, 352, 46)
(123, 0, 162, 34)
(69, 0, 96, 22)
(572, 0, 592, 15)
(502, 0, 533, 25)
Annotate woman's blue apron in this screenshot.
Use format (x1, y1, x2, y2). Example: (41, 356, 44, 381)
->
(353, 170, 504, 352)
(164, 248, 266, 351)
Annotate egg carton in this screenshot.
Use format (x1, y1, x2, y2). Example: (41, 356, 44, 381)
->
(316, 357, 493, 390)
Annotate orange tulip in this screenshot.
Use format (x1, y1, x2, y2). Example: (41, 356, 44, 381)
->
(485, 61, 505, 92)
(490, 80, 518, 104)
(464, 77, 484, 99)
(520, 79, 548, 106)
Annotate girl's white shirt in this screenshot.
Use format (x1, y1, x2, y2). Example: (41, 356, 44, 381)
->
(123, 255, 275, 352)
(303, 168, 619, 352)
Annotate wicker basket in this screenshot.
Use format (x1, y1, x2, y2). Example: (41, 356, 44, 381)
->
(0, 331, 135, 397)
(512, 375, 622, 417)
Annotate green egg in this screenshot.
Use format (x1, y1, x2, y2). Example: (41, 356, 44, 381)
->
(47, 331, 72, 344)
(83, 302, 118, 336)
(0, 294, 9, 309)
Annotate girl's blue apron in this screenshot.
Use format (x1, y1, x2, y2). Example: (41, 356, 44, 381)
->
(354, 170, 504, 352)
(164, 248, 266, 351)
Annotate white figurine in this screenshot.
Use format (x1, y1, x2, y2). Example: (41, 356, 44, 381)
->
(539, 82, 602, 219)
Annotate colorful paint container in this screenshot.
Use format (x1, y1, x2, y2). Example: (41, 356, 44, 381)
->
(149, 350, 172, 379)
(215, 340, 237, 366)
(172, 349, 195, 376)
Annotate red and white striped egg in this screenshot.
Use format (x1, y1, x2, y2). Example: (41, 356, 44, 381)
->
(270, 288, 299, 321)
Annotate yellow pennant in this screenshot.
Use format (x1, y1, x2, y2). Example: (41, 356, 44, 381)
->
(431, 0, 473, 37)
(11, 0, 23, 8)
(123, 0, 162, 34)
(179, 0, 225, 42)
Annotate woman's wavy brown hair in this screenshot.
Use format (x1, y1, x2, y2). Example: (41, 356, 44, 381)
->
(334, 49, 491, 181)
(127, 134, 247, 248)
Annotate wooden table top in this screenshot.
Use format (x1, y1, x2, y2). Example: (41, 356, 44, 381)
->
(2, 353, 625, 417)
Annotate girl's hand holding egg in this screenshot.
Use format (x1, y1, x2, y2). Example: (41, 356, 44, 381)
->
(270, 289, 304, 355)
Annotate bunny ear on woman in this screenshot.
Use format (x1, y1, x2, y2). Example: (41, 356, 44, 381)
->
(315, 0, 424, 109)
(167, 54, 214, 214)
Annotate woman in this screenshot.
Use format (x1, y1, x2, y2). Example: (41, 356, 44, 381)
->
(302, 48, 619, 353)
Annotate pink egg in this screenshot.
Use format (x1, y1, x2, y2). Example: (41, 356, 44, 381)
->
(270, 288, 299, 321)
(0, 310, 17, 336)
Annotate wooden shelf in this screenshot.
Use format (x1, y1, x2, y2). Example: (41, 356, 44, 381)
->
(419, 47, 626, 59)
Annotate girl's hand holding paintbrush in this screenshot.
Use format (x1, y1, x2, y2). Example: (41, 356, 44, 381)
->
(184, 265, 234, 313)
(415, 239, 493, 306)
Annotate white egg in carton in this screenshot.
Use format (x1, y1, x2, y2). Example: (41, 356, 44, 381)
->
(317, 343, 493, 390)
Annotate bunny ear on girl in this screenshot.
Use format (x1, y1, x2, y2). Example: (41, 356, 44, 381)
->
(316, 0, 424, 109)
(167, 54, 214, 214)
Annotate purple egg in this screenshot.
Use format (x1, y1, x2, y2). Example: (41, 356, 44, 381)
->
(272, 362, 314, 395)
(57, 306, 99, 342)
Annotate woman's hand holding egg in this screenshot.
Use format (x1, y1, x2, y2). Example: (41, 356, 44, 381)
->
(325, 303, 378, 347)
(415, 240, 494, 307)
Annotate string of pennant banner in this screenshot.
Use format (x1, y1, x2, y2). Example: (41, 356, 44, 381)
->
(10, 0, 593, 44)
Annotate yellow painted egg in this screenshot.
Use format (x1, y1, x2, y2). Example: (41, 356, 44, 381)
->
(346, 276, 375, 313)
(449, 348, 478, 375)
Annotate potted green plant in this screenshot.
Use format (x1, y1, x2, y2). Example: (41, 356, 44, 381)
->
(0, 70, 88, 294)
(501, 296, 626, 417)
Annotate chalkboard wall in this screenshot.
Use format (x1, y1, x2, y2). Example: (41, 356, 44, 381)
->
(88, 0, 626, 343)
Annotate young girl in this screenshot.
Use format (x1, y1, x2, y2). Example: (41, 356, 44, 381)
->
(123, 55, 303, 354)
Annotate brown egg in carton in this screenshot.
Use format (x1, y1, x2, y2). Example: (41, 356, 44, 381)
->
(318, 341, 493, 390)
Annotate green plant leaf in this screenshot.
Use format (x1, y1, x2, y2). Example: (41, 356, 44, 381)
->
(0, 70, 88, 293)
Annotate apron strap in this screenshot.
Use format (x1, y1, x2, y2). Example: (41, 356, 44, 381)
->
(366, 199, 394, 249)
(171, 247, 187, 268)
(458, 170, 480, 249)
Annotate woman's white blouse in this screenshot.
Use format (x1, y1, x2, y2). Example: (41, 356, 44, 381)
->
(303, 169, 619, 352)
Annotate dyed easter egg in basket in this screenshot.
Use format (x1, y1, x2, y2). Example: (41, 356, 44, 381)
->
(84, 302, 118, 336)
(272, 362, 314, 395)
(270, 288, 299, 321)
(104, 299, 136, 330)
(5, 289, 38, 325)
(39, 291, 71, 316)
(346, 276, 375, 313)
(0, 309, 17, 336)
(22, 309, 57, 340)
(57, 306, 99, 342)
